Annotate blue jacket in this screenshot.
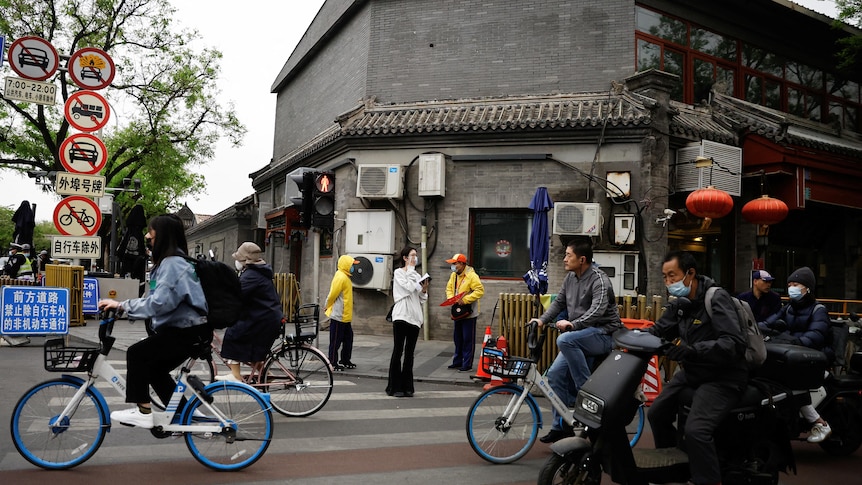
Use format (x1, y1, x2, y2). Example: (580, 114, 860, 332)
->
(222, 263, 283, 362)
(122, 254, 208, 332)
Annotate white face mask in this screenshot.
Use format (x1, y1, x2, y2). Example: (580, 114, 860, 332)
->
(235, 260, 245, 271)
(450, 264, 457, 272)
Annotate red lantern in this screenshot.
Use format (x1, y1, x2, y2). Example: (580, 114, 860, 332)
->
(685, 186, 734, 219)
(741, 195, 789, 226)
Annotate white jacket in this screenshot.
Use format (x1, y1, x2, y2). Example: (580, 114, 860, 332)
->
(391, 267, 428, 327)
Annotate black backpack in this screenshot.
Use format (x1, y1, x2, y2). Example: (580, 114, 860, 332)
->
(183, 256, 242, 329)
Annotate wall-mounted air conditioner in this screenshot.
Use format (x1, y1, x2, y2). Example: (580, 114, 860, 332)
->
(356, 164, 403, 199)
(352, 254, 393, 290)
(553, 202, 601, 236)
(674, 140, 742, 196)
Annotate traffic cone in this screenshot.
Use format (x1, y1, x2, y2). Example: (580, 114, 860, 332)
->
(484, 334, 510, 390)
(473, 326, 493, 381)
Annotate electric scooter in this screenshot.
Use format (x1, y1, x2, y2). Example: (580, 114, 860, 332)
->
(538, 328, 805, 485)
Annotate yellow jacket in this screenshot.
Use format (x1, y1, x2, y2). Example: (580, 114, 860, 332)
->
(446, 265, 484, 316)
(325, 255, 355, 322)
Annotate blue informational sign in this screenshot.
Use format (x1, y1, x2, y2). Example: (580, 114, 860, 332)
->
(82, 277, 100, 314)
(1, 286, 70, 335)
(0, 36, 4, 68)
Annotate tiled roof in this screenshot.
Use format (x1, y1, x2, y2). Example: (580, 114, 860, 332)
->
(710, 92, 862, 158)
(260, 91, 740, 180)
(339, 92, 653, 135)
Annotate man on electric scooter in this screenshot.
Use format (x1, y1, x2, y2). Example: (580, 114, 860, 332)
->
(529, 239, 623, 443)
(648, 251, 748, 485)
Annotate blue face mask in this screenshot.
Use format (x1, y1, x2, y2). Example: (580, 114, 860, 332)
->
(349, 266, 355, 274)
(666, 273, 691, 297)
(788, 286, 804, 300)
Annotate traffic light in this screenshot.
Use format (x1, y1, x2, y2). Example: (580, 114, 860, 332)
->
(288, 169, 314, 228)
(311, 171, 335, 229)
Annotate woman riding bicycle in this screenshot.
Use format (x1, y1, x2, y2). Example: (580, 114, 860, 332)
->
(98, 213, 211, 429)
(215, 242, 283, 382)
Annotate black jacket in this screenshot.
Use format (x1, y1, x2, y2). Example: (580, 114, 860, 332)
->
(221, 264, 283, 363)
(652, 275, 748, 385)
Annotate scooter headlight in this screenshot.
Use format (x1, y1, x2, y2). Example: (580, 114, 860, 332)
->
(576, 391, 604, 419)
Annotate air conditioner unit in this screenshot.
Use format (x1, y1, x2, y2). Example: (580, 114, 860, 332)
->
(356, 164, 403, 199)
(352, 254, 393, 290)
(553, 203, 601, 236)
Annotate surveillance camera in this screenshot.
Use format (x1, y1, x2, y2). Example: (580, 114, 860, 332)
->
(663, 208, 676, 216)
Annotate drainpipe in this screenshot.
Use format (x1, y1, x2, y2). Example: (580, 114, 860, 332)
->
(421, 217, 429, 341)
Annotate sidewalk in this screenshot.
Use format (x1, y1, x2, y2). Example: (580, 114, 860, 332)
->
(65, 318, 487, 387)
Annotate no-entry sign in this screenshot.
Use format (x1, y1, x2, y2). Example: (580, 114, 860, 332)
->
(64, 90, 111, 132)
(59, 133, 108, 174)
(53, 195, 103, 236)
(67, 47, 115, 91)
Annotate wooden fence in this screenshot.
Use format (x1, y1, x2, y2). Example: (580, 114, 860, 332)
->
(496, 292, 665, 372)
(273, 273, 301, 321)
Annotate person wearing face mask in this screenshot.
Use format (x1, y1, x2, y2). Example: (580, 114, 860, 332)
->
(759, 266, 833, 443)
(3, 243, 26, 278)
(214, 242, 283, 382)
(529, 240, 622, 443)
(445, 253, 485, 372)
(325, 254, 361, 370)
(647, 251, 748, 485)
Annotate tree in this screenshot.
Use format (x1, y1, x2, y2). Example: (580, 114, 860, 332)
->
(835, 0, 862, 72)
(0, 0, 246, 217)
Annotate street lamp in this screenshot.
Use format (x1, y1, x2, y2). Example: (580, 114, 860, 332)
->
(102, 178, 142, 274)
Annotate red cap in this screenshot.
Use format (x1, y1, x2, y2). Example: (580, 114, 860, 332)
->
(446, 253, 467, 264)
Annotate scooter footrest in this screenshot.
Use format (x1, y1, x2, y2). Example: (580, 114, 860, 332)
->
(633, 447, 689, 469)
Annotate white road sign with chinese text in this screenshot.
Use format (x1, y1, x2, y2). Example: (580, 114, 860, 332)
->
(4, 77, 57, 105)
(51, 235, 102, 259)
(55, 172, 106, 197)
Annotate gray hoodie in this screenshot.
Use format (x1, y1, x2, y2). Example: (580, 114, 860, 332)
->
(539, 265, 623, 335)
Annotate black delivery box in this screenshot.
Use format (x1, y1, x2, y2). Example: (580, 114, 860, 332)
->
(756, 342, 828, 390)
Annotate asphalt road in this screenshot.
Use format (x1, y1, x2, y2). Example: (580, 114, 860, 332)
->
(1, 336, 859, 484)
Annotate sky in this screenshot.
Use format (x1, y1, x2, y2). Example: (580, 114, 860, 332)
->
(0, 0, 325, 221)
(0, 0, 844, 222)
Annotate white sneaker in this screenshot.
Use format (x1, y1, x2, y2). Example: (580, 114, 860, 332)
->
(111, 407, 154, 428)
(215, 373, 241, 382)
(807, 422, 832, 443)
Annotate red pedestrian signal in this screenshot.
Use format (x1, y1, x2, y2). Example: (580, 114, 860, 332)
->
(312, 171, 335, 229)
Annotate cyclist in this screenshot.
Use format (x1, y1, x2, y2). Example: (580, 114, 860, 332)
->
(215, 242, 282, 382)
(98, 214, 211, 428)
(529, 240, 622, 443)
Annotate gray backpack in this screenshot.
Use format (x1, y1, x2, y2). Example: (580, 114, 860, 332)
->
(705, 287, 767, 370)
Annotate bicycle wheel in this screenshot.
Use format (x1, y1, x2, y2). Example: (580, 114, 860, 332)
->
(466, 384, 540, 464)
(11, 379, 107, 470)
(150, 357, 216, 410)
(182, 382, 273, 471)
(261, 343, 333, 417)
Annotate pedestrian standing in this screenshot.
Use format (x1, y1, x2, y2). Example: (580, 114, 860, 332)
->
(386, 247, 429, 397)
(445, 253, 484, 372)
(325, 254, 360, 371)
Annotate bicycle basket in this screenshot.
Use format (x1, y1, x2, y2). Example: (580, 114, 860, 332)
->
(44, 338, 99, 372)
(481, 347, 532, 379)
(287, 303, 319, 341)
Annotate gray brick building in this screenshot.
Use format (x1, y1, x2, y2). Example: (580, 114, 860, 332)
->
(247, 0, 862, 337)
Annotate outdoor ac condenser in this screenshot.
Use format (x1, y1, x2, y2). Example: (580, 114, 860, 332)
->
(553, 202, 601, 236)
(356, 164, 403, 199)
(352, 254, 393, 290)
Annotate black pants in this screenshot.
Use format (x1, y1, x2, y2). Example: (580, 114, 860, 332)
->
(125, 324, 211, 405)
(386, 320, 420, 395)
(648, 371, 744, 485)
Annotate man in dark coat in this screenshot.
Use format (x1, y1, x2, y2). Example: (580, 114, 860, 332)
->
(215, 242, 283, 382)
(648, 251, 748, 485)
(11, 200, 35, 249)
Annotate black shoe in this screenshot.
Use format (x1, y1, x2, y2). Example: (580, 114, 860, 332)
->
(341, 361, 356, 369)
(404, 391, 414, 397)
(459, 367, 471, 372)
(333, 364, 345, 371)
(393, 392, 406, 397)
(539, 428, 575, 444)
(447, 364, 460, 369)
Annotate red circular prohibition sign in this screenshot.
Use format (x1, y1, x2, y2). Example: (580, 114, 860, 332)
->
(53, 196, 103, 236)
